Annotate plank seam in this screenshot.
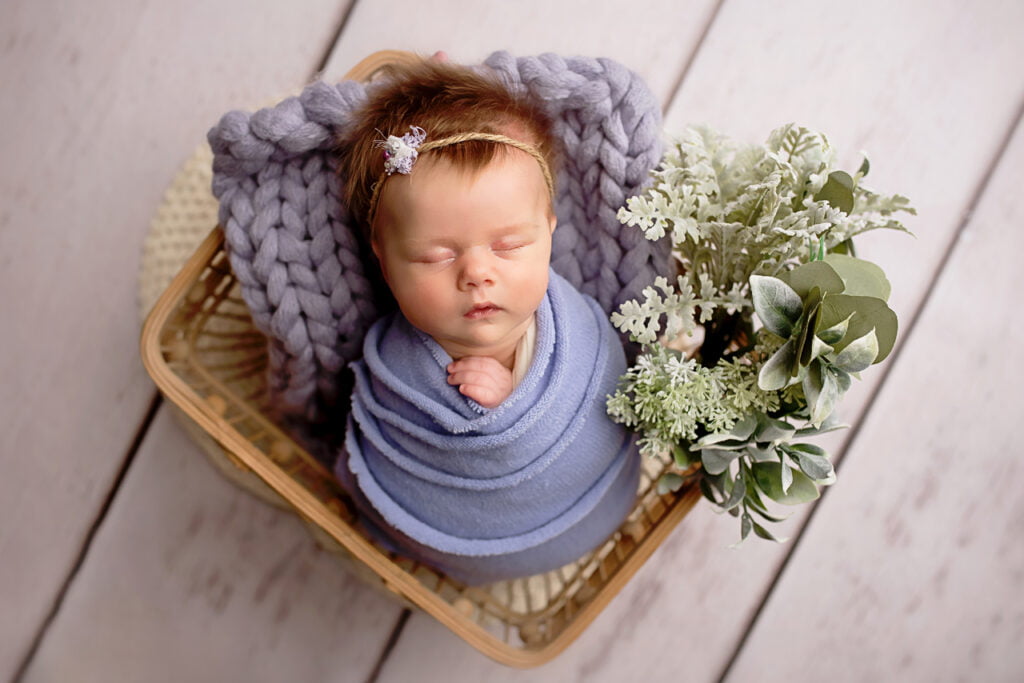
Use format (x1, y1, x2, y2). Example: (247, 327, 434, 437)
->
(12, 391, 164, 683)
(714, 92, 1024, 683)
(12, 3, 362, 677)
(364, 608, 412, 683)
(312, 0, 362, 78)
(661, 0, 727, 115)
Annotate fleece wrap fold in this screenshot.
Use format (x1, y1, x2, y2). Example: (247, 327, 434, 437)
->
(336, 271, 640, 584)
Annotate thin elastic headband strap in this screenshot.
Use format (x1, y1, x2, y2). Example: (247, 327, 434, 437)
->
(366, 132, 555, 229)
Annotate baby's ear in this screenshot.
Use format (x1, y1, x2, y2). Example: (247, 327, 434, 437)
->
(548, 212, 557, 235)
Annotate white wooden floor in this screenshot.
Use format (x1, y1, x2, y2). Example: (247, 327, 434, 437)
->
(3, 1, 1023, 681)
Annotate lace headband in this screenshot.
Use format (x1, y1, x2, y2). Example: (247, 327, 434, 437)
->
(366, 126, 555, 228)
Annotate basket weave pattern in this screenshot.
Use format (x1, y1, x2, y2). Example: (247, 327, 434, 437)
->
(141, 227, 700, 665)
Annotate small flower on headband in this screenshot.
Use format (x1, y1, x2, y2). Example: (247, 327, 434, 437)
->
(377, 125, 427, 175)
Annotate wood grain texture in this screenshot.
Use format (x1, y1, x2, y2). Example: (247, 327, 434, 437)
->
(725, 110, 1024, 683)
(0, 0, 350, 675)
(664, 0, 1024, 325)
(373, 1, 1024, 680)
(317, 0, 720, 106)
(21, 407, 403, 683)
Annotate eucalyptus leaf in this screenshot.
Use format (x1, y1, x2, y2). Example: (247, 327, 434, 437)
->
(730, 512, 754, 548)
(809, 335, 834, 363)
(795, 293, 822, 370)
(752, 462, 820, 505)
(758, 338, 798, 390)
(823, 254, 891, 300)
(858, 156, 870, 177)
(728, 414, 758, 441)
(833, 365, 852, 393)
(778, 261, 845, 299)
(831, 328, 879, 373)
(746, 499, 790, 524)
(699, 476, 721, 505)
(790, 449, 835, 480)
(722, 473, 747, 511)
(673, 443, 694, 468)
(814, 170, 855, 214)
(747, 444, 778, 462)
(702, 448, 743, 476)
(786, 443, 827, 457)
(754, 414, 796, 443)
(795, 413, 849, 437)
(803, 359, 840, 427)
(744, 483, 792, 522)
(745, 481, 790, 524)
(831, 238, 857, 257)
(752, 519, 788, 543)
(657, 472, 685, 495)
(750, 275, 803, 338)
(705, 470, 729, 497)
(819, 294, 898, 363)
(816, 313, 852, 345)
(696, 432, 750, 451)
(780, 460, 794, 494)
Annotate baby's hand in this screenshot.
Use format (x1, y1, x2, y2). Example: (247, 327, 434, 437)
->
(447, 356, 513, 409)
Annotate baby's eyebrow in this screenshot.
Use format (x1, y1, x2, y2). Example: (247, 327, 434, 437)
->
(403, 223, 542, 247)
(488, 223, 543, 237)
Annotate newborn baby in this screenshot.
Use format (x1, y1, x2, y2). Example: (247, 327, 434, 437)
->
(334, 58, 640, 584)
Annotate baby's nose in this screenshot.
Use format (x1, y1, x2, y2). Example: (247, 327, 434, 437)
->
(458, 251, 495, 288)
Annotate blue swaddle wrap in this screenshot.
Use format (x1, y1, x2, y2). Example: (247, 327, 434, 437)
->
(335, 270, 640, 584)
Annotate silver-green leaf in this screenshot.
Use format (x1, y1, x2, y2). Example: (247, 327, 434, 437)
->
(803, 360, 841, 427)
(752, 462, 821, 505)
(831, 328, 879, 373)
(824, 254, 891, 301)
(750, 275, 803, 338)
(758, 338, 798, 391)
(789, 447, 835, 481)
(657, 472, 685, 495)
(702, 448, 743, 475)
(754, 414, 796, 443)
(722, 474, 747, 511)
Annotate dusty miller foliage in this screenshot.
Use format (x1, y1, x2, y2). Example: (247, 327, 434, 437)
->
(607, 123, 914, 544)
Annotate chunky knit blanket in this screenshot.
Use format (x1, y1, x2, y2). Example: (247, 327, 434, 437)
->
(207, 52, 667, 425)
(337, 271, 640, 584)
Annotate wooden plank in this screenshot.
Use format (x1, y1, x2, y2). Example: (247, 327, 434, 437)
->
(370, 1, 1024, 680)
(21, 407, 403, 683)
(0, 0, 351, 675)
(725, 110, 1024, 682)
(318, 0, 718, 105)
(663, 0, 1024, 326)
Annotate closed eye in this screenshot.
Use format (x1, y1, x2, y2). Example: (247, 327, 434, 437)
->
(493, 240, 530, 253)
(414, 250, 456, 264)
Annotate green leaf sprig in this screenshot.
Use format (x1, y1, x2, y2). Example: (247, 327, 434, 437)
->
(607, 123, 913, 544)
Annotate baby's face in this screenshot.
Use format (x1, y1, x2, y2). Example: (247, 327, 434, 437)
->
(373, 151, 556, 363)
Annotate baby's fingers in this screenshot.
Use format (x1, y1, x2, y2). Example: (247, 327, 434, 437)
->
(446, 368, 496, 389)
(456, 382, 503, 409)
(447, 356, 504, 375)
(446, 357, 513, 409)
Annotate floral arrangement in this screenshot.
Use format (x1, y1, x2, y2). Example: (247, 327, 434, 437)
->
(607, 124, 913, 543)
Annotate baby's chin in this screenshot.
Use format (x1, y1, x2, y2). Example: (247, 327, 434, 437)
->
(432, 319, 535, 363)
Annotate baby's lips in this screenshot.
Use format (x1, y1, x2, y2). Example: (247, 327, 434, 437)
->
(464, 302, 501, 319)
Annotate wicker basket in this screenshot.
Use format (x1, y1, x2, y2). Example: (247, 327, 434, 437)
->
(139, 51, 701, 668)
